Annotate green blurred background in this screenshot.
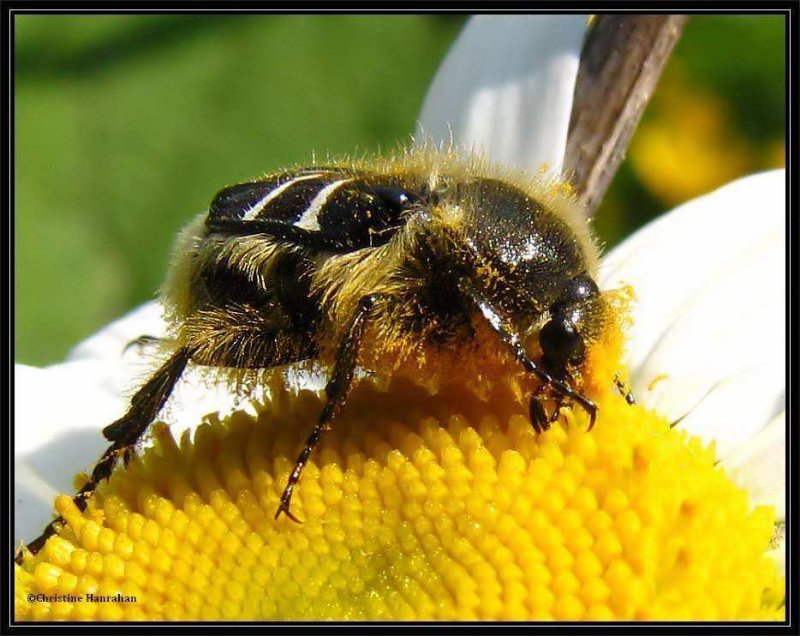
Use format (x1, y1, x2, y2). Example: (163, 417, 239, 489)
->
(15, 15, 785, 365)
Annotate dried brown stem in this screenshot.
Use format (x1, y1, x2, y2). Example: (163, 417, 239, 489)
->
(565, 15, 689, 216)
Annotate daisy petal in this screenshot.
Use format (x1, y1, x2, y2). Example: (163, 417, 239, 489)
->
(15, 301, 166, 488)
(416, 15, 587, 175)
(622, 233, 783, 451)
(600, 169, 785, 386)
(725, 409, 786, 515)
(15, 362, 123, 543)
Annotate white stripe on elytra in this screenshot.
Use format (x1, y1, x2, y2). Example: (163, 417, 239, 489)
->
(295, 179, 351, 231)
(241, 173, 323, 221)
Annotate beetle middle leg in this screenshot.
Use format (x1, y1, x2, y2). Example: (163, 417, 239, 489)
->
(275, 294, 386, 523)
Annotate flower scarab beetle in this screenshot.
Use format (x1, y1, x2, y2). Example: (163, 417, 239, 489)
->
(19, 149, 616, 559)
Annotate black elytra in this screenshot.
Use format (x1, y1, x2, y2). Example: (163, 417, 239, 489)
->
(208, 172, 420, 249)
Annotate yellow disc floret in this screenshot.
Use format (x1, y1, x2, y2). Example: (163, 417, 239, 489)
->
(16, 337, 783, 620)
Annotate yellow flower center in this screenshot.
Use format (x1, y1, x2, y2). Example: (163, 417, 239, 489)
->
(15, 326, 784, 621)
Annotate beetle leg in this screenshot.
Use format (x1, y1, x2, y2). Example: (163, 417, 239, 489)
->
(529, 396, 549, 433)
(101, 349, 191, 443)
(614, 374, 636, 405)
(275, 294, 385, 524)
(17, 303, 321, 563)
(549, 395, 566, 424)
(528, 384, 569, 433)
(529, 381, 555, 433)
(123, 334, 163, 356)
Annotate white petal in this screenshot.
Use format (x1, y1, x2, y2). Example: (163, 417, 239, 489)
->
(15, 362, 123, 543)
(16, 301, 166, 543)
(600, 170, 785, 430)
(417, 15, 586, 175)
(725, 409, 785, 517)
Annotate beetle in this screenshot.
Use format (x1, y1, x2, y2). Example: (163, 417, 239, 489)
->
(19, 150, 611, 559)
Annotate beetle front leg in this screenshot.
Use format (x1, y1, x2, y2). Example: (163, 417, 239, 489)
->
(529, 383, 570, 434)
(459, 281, 597, 432)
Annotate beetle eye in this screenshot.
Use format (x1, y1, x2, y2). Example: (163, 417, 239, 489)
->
(540, 317, 585, 369)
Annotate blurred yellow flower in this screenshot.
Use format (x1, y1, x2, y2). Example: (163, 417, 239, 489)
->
(630, 76, 755, 206)
(765, 139, 787, 169)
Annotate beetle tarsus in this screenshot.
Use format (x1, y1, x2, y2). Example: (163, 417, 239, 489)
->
(274, 495, 304, 524)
